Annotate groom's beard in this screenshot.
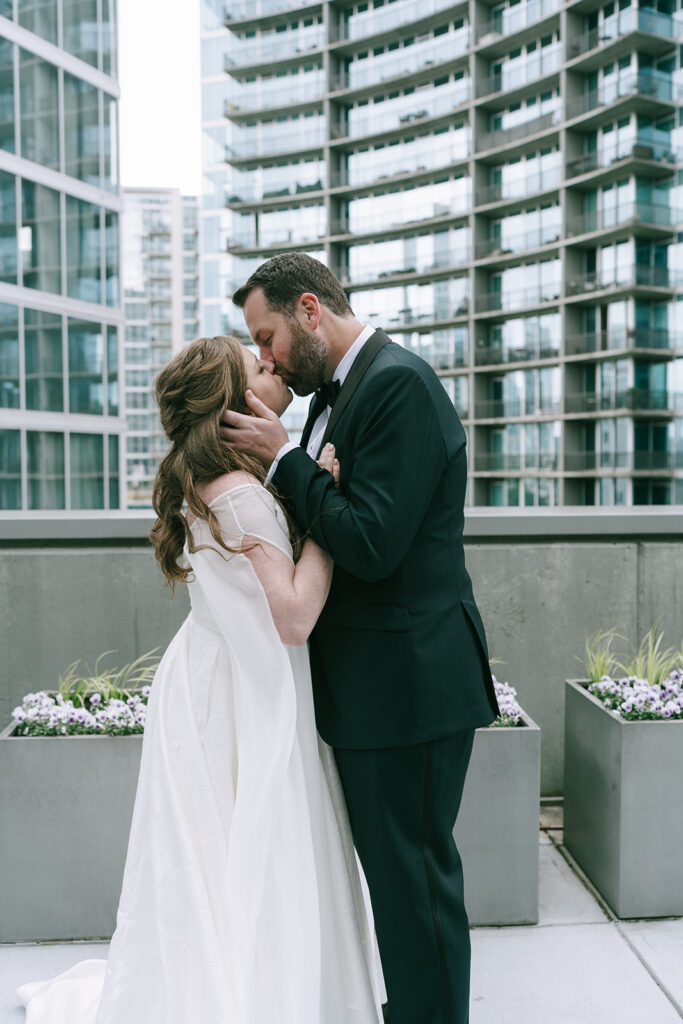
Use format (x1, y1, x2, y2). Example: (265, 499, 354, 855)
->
(283, 319, 327, 397)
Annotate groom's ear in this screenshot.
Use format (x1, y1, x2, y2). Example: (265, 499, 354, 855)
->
(298, 293, 321, 330)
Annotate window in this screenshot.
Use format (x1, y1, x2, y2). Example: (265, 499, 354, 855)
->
(66, 197, 101, 303)
(0, 428, 21, 508)
(64, 74, 100, 186)
(19, 50, 59, 169)
(25, 308, 63, 411)
(70, 432, 104, 509)
(68, 319, 103, 415)
(0, 301, 19, 409)
(21, 181, 61, 293)
(27, 431, 65, 509)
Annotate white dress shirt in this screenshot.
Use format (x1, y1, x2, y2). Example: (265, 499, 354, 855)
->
(265, 323, 375, 484)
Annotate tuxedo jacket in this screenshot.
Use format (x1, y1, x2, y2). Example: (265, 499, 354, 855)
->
(273, 329, 500, 749)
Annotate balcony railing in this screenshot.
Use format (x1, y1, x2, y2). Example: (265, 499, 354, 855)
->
(476, 170, 562, 206)
(476, 226, 561, 259)
(225, 0, 320, 21)
(565, 140, 677, 178)
(474, 340, 561, 365)
(333, 83, 471, 141)
(564, 328, 680, 355)
(477, 45, 562, 98)
(564, 388, 679, 414)
(343, 249, 471, 286)
(375, 300, 470, 326)
(565, 201, 679, 237)
(565, 72, 677, 121)
(329, 140, 471, 189)
(474, 452, 560, 471)
(330, 31, 470, 93)
(564, 449, 681, 471)
(331, 200, 471, 237)
(569, 9, 676, 59)
(475, 396, 562, 418)
(476, 282, 561, 313)
(226, 125, 326, 160)
(227, 178, 324, 205)
(477, 0, 561, 41)
(476, 111, 560, 153)
(225, 74, 325, 114)
(343, 0, 455, 41)
(566, 265, 680, 295)
(224, 30, 324, 68)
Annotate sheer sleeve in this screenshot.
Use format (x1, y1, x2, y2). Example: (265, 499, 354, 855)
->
(223, 483, 293, 562)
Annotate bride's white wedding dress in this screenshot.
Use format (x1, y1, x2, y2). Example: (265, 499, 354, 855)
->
(17, 483, 383, 1024)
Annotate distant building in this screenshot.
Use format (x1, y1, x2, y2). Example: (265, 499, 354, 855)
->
(122, 188, 199, 508)
(0, 0, 123, 510)
(199, 0, 683, 506)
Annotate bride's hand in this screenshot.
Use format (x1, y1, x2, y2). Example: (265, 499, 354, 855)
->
(318, 443, 340, 487)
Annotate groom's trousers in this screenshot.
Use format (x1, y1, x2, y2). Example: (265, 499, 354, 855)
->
(335, 729, 475, 1024)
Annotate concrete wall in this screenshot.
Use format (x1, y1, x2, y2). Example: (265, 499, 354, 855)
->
(1, 508, 681, 795)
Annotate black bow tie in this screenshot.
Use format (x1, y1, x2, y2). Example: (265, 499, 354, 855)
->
(315, 379, 341, 408)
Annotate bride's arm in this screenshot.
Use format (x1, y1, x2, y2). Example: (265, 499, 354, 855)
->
(244, 537, 332, 647)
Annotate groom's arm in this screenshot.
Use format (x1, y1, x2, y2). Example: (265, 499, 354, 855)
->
(273, 365, 449, 583)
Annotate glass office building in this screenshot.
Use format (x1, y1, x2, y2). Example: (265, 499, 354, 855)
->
(201, 0, 683, 505)
(122, 188, 199, 508)
(0, 0, 122, 511)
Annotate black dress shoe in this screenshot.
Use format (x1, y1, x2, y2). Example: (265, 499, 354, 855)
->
(382, 1005, 390, 1023)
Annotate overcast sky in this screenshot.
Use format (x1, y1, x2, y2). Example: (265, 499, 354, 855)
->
(118, 0, 203, 196)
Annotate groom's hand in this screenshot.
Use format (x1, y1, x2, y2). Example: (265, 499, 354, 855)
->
(220, 390, 290, 466)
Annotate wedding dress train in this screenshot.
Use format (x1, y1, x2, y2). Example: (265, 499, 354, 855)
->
(17, 483, 383, 1024)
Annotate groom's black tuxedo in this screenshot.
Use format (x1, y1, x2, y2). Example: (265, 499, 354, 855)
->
(273, 329, 498, 1024)
(274, 329, 499, 749)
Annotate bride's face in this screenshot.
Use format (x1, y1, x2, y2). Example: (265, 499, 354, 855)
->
(242, 348, 293, 417)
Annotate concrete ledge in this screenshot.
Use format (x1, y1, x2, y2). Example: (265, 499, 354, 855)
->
(1, 507, 682, 543)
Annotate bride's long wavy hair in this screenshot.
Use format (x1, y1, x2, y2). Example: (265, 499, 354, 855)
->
(150, 334, 295, 589)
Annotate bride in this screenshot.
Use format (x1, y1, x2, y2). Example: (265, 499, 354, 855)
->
(17, 335, 383, 1024)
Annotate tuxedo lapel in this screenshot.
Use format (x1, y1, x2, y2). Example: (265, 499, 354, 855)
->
(319, 329, 391, 453)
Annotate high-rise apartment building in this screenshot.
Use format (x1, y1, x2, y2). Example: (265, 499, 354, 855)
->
(0, 0, 123, 511)
(122, 188, 199, 508)
(201, 0, 683, 505)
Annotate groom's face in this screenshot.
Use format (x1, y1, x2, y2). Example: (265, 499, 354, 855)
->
(243, 286, 327, 397)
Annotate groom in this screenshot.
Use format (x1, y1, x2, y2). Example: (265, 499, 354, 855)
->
(222, 253, 499, 1024)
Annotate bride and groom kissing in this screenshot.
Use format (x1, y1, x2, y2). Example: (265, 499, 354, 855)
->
(18, 254, 499, 1024)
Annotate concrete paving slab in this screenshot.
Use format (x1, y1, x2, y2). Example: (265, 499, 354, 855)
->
(538, 843, 608, 926)
(470, 922, 683, 1024)
(621, 919, 683, 1014)
(0, 942, 109, 1023)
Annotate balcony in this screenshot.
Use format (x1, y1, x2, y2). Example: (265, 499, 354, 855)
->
(565, 202, 678, 239)
(476, 226, 561, 260)
(477, 45, 562, 101)
(564, 388, 681, 415)
(329, 141, 470, 191)
(476, 170, 562, 207)
(474, 451, 560, 471)
(330, 199, 470, 240)
(342, 249, 471, 287)
(475, 339, 561, 366)
(565, 265, 680, 297)
(329, 30, 470, 94)
(224, 29, 324, 70)
(366, 300, 470, 328)
(565, 72, 677, 122)
(331, 83, 472, 143)
(565, 140, 677, 180)
(476, 0, 561, 43)
(564, 449, 681, 471)
(225, 125, 326, 162)
(476, 282, 561, 314)
(475, 395, 562, 419)
(341, 0, 457, 42)
(564, 328, 680, 357)
(569, 9, 677, 60)
(225, 0, 321, 25)
(223, 74, 325, 116)
(476, 111, 560, 154)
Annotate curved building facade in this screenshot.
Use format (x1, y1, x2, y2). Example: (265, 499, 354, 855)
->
(201, 0, 683, 505)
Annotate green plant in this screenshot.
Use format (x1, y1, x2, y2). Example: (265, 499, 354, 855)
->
(582, 628, 621, 682)
(56, 650, 160, 707)
(616, 626, 678, 687)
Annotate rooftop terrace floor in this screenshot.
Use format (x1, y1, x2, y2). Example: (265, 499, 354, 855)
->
(1, 806, 682, 1023)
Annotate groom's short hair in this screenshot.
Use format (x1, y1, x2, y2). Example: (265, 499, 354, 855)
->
(232, 253, 353, 319)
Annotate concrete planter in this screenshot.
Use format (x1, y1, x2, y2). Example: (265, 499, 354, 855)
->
(454, 710, 541, 926)
(564, 679, 683, 919)
(0, 720, 143, 941)
(1, 708, 541, 939)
